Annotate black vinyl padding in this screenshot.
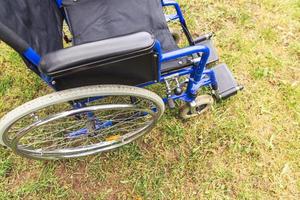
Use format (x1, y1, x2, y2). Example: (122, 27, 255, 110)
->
(50, 51, 159, 90)
(0, 21, 29, 54)
(40, 32, 155, 75)
(40, 32, 159, 90)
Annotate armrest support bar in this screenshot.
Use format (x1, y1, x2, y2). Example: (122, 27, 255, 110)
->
(162, 45, 210, 96)
(161, 45, 210, 63)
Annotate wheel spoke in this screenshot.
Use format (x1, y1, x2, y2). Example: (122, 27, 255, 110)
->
(18, 109, 152, 150)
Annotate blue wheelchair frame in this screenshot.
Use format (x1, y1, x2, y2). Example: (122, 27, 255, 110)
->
(22, 0, 217, 105)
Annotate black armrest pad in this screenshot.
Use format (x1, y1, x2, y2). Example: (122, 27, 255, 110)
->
(40, 32, 155, 75)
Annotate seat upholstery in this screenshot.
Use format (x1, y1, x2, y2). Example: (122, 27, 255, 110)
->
(62, 0, 178, 52)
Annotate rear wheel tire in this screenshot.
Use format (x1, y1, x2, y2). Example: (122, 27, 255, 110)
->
(0, 85, 165, 160)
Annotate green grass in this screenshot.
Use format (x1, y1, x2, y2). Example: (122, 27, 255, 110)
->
(0, 0, 299, 199)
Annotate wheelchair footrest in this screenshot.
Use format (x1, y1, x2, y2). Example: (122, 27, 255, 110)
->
(212, 63, 243, 100)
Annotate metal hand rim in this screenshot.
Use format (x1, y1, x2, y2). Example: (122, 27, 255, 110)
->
(10, 104, 157, 159)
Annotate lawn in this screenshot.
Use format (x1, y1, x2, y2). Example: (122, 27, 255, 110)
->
(0, 0, 299, 199)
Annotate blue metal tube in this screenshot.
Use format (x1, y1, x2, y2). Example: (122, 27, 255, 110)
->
(161, 45, 210, 62)
(55, 0, 63, 8)
(161, 45, 210, 99)
(161, 0, 186, 24)
(23, 48, 56, 89)
(154, 41, 163, 81)
(23, 48, 41, 67)
(161, 0, 194, 45)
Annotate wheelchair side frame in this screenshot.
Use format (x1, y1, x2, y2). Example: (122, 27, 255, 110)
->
(23, 0, 217, 105)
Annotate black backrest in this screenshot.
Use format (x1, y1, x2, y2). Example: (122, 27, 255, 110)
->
(0, 0, 63, 57)
(63, 0, 178, 52)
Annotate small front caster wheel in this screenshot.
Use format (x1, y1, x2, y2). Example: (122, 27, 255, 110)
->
(180, 95, 214, 120)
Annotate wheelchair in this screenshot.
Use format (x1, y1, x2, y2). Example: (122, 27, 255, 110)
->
(0, 0, 242, 160)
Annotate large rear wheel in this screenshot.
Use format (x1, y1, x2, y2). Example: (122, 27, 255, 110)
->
(0, 85, 165, 160)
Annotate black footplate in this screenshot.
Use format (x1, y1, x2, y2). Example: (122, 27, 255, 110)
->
(212, 63, 243, 100)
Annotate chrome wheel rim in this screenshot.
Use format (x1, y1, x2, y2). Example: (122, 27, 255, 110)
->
(3, 94, 162, 160)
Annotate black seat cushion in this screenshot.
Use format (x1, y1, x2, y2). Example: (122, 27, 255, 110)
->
(40, 32, 155, 75)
